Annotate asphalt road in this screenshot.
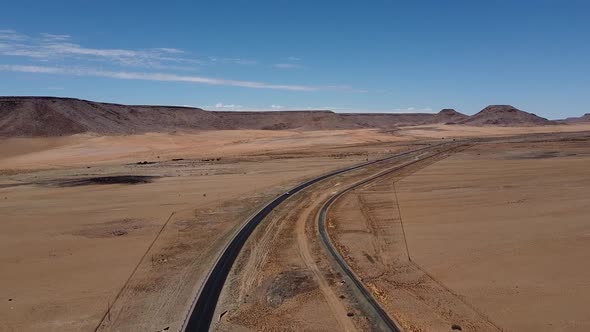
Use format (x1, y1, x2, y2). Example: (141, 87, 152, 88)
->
(317, 143, 469, 331)
(182, 143, 446, 331)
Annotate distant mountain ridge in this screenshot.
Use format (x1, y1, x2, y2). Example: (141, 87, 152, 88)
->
(0, 97, 567, 137)
(340, 108, 469, 127)
(561, 113, 590, 124)
(0, 97, 359, 136)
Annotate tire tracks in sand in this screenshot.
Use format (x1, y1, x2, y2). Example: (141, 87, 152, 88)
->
(295, 189, 358, 332)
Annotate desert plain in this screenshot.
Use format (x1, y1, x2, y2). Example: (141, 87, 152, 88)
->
(1, 98, 590, 332)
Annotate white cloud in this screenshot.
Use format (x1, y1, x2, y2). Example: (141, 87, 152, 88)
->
(207, 56, 257, 65)
(205, 105, 433, 113)
(393, 107, 433, 113)
(233, 58, 257, 65)
(2, 30, 257, 70)
(0, 30, 362, 93)
(287, 56, 301, 61)
(0, 29, 28, 41)
(214, 103, 242, 108)
(203, 104, 342, 112)
(0, 30, 201, 69)
(153, 47, 185, 54)
(1, 64, 60, 73)
(45, 42, 137, 57)
(40, 33, 71, 41)
(0, 64, 319, 91)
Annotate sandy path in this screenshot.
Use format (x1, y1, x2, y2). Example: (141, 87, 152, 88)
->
(215, 142, 470, 331)
(295, 190, 358, 332)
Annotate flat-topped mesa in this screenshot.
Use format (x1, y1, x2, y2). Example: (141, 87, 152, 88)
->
(0, 97, 360, 136)
(458, 105, 555, 126)
(340, 108, 469, 128)
(562, 113, 590, 123)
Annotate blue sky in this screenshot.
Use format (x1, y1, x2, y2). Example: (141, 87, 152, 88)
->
(1, 0, 589, 118)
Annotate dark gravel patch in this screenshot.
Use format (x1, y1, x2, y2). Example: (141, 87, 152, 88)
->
(0, 183, 30, 189)
(266, 269, 316, 307)
(508, 151, 562, 159)
(56, 175, 159, 187)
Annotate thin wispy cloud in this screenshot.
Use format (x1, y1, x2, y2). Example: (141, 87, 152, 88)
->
(0, 64, 321, 91)
(393, 107, 433, 113)
(208, 56, 257, 65)
(204, 103, 342, 112)
(0, 29, 27, 41)
(1, 29, 362, 93)
(206, 104, 435, 113)
(0, 30, 264, 70)
(0, 31, 201, 69)
(153, 47, 185, 54)
(40, 33, 71, 41)
(0, 30, 267, 70)
(214, 102, 242, 108)
(273, 56, 303, 69)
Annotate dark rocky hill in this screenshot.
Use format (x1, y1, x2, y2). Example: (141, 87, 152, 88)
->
(458, 105, 554, 126)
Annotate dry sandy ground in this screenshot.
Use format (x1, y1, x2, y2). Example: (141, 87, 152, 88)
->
(328, 143, 500, 332)
(394, 139, 590, 331)
(0, 129, 408, 171)
(213, 143, 444, 331)
(326, 134, 590, 331)
(0, 129, 419, 331)
(2, 127, 590, 331)
(3, 124, 590, 171)
(397, 123, 590, 139)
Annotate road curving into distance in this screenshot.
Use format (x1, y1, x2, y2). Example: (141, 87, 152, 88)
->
(317, 142, 471, 331)
(182, 141, 455, 332)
